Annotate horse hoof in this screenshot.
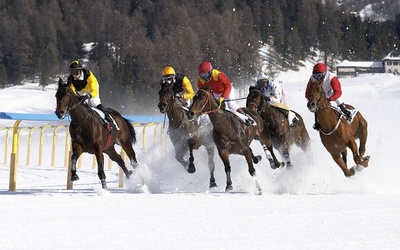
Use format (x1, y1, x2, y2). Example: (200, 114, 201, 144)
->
(286, 162, 293, 168)
(209, 182, 217, 188)
(187, 164, 196, 174)
(225, 185, 233, 191)
(126, 170, 133, 179)
(101, 180, 107, 189)
(71, 174, 79, 181)
(253, 155, 262, 164)
(345, 168, 356, 177)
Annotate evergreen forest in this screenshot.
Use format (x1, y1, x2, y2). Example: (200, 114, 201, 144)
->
(0, 0, 399, 114)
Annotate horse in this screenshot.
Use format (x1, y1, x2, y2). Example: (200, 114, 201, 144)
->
(158, 84, 217, 188)
(306, 80, 370, 177)
(187, 86, 284, 192)
(55, 78, 138, 189)
(246, 87, 311, 167)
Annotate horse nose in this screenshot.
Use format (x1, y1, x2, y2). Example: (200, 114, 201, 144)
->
(187, 111, 195, 120)
(55, 110, 64, 119)
(158, 102, 167, 112)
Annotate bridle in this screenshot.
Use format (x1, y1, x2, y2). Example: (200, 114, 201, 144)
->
(308, 82, 330, 110)
(56, 86, 84, 118)
(196, 89, 220, 115)
(247, 89, 266, 114)
(308, 82, 343, 136)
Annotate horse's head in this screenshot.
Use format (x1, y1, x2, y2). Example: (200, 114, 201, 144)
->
(306, 81, 327, 113)
(157, 83, 175, 113)
(246, 87, 265, 112)
(187, 87, 215, 120)
(55, 78, 78, 119)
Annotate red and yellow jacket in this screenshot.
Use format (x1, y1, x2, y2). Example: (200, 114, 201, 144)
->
(197, 69, 231, 98)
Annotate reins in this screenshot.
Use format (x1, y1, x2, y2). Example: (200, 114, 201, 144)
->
(197, 89, 220, 115)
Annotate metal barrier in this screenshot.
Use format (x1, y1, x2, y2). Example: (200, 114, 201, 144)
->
(0, 113, 166, 191)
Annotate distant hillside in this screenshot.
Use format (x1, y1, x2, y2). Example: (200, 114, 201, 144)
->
(340, 0, 400, 21)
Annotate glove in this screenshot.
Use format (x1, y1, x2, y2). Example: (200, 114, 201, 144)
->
(175, 93, 182, 99)
(218, 97, 225, 109)
(79, 95, 90, 101)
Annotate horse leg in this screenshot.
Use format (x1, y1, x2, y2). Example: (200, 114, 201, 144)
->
(105, 147, 132, 179)
(349, 140, 369, 169)
(70, 143, 83, 181)
(282, 148, 292, 168)
(206, 146, 217, 188)
(218, 149, 232, 191)
(262, 144, 284, 169)
(120, 141, 138, 170)
(246, 148, 262, 194)
(94, 147, 107, 189)
(187, 138, 196, 174)
(331, 152, 355, 177)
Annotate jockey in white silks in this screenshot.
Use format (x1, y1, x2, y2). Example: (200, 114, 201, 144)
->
(252, 73, 298, 126)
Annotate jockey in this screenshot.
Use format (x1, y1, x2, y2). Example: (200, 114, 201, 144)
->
(160, 65, 195, 107)
(67, 60, 113, 126)
(305, 62, 357, 130)
(254, 73, 286, 104)
(197, 61, 253, 126)
(253, 73, 298, 126)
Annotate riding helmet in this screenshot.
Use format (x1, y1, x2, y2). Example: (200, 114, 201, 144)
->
(198, 61, 213, 82)
(162, 66, 176, 77)
(313, 63, 327, 73)
(257, 73, 269, 82)
(69, 60, 83, 69)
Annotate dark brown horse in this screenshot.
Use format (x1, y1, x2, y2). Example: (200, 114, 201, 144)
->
(187, 86, 284, 192)
(246, 88, 311, 167)
(306, 80, 370, 177)
(158, 84, 217, 188)
(55, 78, 138, 189)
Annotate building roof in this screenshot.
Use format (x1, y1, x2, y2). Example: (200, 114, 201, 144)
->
(383, 50, 400, 60)
(336, 60, 383, 68)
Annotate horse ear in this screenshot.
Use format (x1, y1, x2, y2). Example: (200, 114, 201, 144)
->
(249, 86, 255, 92)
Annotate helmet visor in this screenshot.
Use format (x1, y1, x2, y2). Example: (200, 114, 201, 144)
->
(312, 72, 326, 81)
(199, 71, 211, 82)
(70, 69, 81, 76)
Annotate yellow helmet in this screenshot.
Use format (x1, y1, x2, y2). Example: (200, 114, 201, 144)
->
(162, 66, 175, 77)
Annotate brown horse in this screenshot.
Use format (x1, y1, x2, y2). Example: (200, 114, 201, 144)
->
(55, 78, 138, 189)
(306, 80, 370, 177)
(187, 86, 284, 192)
(158, 84, 217, 188)
(246, 88, 311, 167)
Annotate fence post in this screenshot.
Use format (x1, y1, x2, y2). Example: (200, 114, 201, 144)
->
(9, 120, 22, 192)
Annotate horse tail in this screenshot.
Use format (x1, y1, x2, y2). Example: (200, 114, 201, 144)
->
(124, 118, 137, 144)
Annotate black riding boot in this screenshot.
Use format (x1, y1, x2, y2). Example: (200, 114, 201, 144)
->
(339, 103, 352, 121)
(97, 104, 113, 124)
(313, 113, 320, 130)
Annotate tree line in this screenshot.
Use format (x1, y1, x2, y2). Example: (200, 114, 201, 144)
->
(0, 0, 399, 115)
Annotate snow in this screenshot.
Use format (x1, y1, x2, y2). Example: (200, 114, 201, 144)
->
(1, 63, 400, 249)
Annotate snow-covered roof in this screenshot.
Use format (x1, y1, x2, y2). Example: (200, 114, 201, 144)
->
(336, 60, 383, 68)
(383, 50, 400, 60)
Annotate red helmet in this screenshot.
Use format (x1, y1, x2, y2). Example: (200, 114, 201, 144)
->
(198, 61, 213, 81)
(313, 63, 327, 73)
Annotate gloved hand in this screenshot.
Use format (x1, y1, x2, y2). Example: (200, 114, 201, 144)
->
(175, 93, 182, 99)
(218, 97, 225, 109)
(79, 95, 90, 101)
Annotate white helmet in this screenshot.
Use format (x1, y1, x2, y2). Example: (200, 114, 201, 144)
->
(257, 73, 269, 82)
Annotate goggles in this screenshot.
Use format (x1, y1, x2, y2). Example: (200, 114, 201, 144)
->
(312, 72, 326, 81)
(70, 69, 81, 76)
(162, 75, 175, 84)
(199, 71, 211, 81)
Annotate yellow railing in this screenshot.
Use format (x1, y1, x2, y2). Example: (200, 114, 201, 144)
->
(0, 121, 165, 191)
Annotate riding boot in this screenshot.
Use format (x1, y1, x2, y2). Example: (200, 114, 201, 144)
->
(339, 103, 352, 121)
(313, 113, 320, 131)
(237, 108, 254, 126)
(97, 104, 114, 125)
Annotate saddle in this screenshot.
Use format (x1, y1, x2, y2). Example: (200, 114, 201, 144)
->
(270, 102, 298, 126)
(90, 106, 119, 130)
